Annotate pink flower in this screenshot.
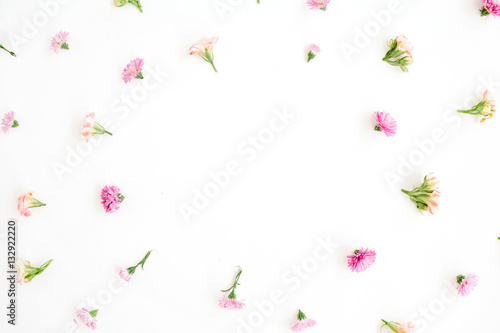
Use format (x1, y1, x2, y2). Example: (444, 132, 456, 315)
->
(51, 31, 69, 53)
(481, 0, 500, 16)
(82, 112, 112, 142)
(2, 111, 19, 134)
(383, 36, 414, 72)
(16, 259, 53, 284)
(307, 44, 321, 63)
(307, 0, 331, 11)
(189, 37, 219, 72)
(381, 320, 415, 333)
(77, 308, 99, 330)
(101, 185, 125, 213)
(401, 173, 440, 215)
(457, 274, 479, 296)
(122, 58, 144, 83)
(347, 248, 376, 272)
(218, 295, 245, 310)
(18, 192, 46, 217)
(119, 268, 132, 282)
(374, 111, 397, 137)
(118, 250, 154, 282)
(291, 310, 317, 332)
(458, 90, 496, 122)
(396, 35, 413, 55)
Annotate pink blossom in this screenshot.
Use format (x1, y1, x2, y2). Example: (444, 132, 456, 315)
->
(218, 295, 245, 310)
(396, 35, 413, 55)
(292, 310, 316, 332)
(381, 320, 415, 333)
(2, 111, 18, 134)
(374, 111, 397, 137)
(307, 0, 331, 11)
(122, 58, 145, 83)
(347, 248, 376, 272)
(51, 31, 69, 53)
(189, 37, 219, 72)
(18, 192, 46, 217)
(481, 0, 500, 16)
(101, 185, 124, 213)
(457, 274, 479, 296)
(307, 44, 321, 62)
(77, 308, 99, 330)
(16, 259, 31, 285)
(82, 112, 112, 141)
(119, 268, 132, 282)
(401, 173, 440, 215)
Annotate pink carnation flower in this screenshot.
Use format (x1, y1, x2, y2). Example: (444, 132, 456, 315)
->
(16, 259, 53, 284)
(481, 0, 500, 16)
(2, 111, 19, 134)
(18, 192, 46, 217)
(307, 0, 331, 11)
(401, 173, 440, 215)
(118, 250, 154, 282)
(189, 37, 219, 72)
(101, 185, 125, 213)
(291, 310, 317, 332)
(122, 58, 144, 83)
(51, 31, 69, 53)
(77, 308, 99, 330)
(381, 320, 415, 333)
(347, 248, 376, 272)
(457, 274, 478, 296)
(82, 112, 112, 142)
(307, 44, 321, 63)
(119, 268, 132, 282)
(218, 295, 245, 310)
(374, 111, 397, 137)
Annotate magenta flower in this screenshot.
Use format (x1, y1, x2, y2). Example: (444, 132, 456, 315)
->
(18, 192, 46, 217)
(401, 173, 440, 215)
(82, 112, 112, 142)
(219, 267, 245, 310)
(381, 320, 415, 333)
(118, 250, 154, 282)
(307, 0, 331, 11)
(2, 111, 19, 134)
(307, 44, 321, 63)
(16, 259, 53, 285)
(122, 58, 144, 83)
(189, 37, 219, 72)
(456, 274, 478, 296)
(51, 31, 69, 53)
(77, 308, 99, 330)
(347, 248, 376, 272)
(383, 35, 414, 72)
(458, 90, 495, 123)
(114, 0, 143, 13)
(291, 310, 317, 332)
(481, 0, 500, 16)
(0, 43, 16, 57)
(101, 185, 125, 213)
(374, 111, 397, 137)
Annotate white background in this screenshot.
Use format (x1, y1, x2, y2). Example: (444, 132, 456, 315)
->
(1, 0, 500, 332)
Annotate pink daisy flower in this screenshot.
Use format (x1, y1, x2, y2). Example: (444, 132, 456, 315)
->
(77, 308, 99, 330)
(219, 267, 245, 310)
(481, 0, 500, 16)
(381, 320, 415, 333)
(307, 44, 321, 63)
(2, 111, 19, 134)
(119, 250, 154, 282)
(307, 0, 331, 11)
(291, 310, 317, 332)
(347, 248, 376, 272)
(456, 274, 478, 296)
(51, 31, 69, 53)
(189, 37, 219, 72)
(18, 192, 46, 217)
(374, 111, 397, 137)
(101, 185, 125, 213)
(82, 112, 112, 142)
(16, 259, 53, 285)
(122, 58, 144, 83)
(401, 173, 440, 215)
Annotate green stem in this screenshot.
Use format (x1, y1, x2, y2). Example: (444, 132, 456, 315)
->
(0, 44, 16, 57)
(210, 60, 218, 73)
